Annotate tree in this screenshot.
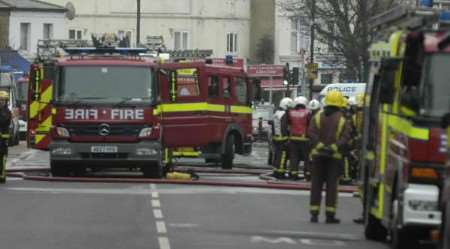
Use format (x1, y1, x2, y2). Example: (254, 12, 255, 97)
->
(255, 34, 275, 64)
(280, 0, 409, 81)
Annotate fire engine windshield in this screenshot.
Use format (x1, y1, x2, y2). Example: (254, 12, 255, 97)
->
(56, 66, 153, 104)
(422, 54, 450, 117)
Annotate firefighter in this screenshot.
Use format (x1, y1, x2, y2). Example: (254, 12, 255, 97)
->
(340, 97, 356, 184)
(0, 91, 11, 184)
(270, 97, 292, 179)
(308, 99, 321, 116)
(307, 90, 351, 223)
(287, 96, 311, 180)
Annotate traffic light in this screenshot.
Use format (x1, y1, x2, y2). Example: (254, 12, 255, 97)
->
(283, 63, 290, 84)
(291, 67, 299, 85)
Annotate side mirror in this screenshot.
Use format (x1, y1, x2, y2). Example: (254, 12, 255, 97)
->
(378, 58, 401, 104)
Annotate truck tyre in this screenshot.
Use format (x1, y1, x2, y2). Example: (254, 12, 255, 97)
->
(50, 161, 69, 177)
(365, 213, 387, 241)
(142, 162, 163, 179)
(221, 135, 234, 170)
(441, 202, 449, 249)
(391, 200, 420, 249)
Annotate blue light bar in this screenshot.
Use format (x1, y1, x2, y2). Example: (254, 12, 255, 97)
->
(440, 10, 450, 23)
(419, 0, 433, 7)
(63, 47, 149, 56)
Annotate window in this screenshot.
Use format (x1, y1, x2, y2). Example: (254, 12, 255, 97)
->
(43, 23, 53, 40)
(227, 33, 238, 53)
(290, 18, 298, 54)
(235, 77, 247, 103)
(208, 76, 220, 98)
(327, 22, 335, 52)
(20, 23, 30, 50)
(223, 77, 231, 99)
(321, 73, 333, 84)
(174, 31, 189, 50)
(175, 68, 199, 97)
(69, 29, 83, 40)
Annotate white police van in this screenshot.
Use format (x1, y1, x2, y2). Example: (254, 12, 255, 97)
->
(319, 83, 366, 100)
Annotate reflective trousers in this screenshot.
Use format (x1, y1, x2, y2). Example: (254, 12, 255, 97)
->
(310, 156, 341, 216)
(272, 140, 288, 174)
(288, 140, 309, 176)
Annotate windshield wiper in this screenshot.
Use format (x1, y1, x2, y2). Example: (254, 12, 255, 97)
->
(114, 97, 151, 107)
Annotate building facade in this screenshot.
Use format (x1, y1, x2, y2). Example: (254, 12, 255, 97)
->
(0, 0, 66, 57)
(274, 0, 346, 95)
(45, 0, 255, 59)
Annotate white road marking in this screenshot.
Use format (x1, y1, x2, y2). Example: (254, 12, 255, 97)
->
(156, 221, 167, 234)
(158, 237, 171, 249)
(151, 199, 161, 208)
(152, 192, 159, 198)
(153, 209, 163, 219)
(168, 223, 199, 228)
(251, 236, 297, 244)
(300, 239, 346, 247)
(4, 177, 23, 181)
(150, 184, 156, 190)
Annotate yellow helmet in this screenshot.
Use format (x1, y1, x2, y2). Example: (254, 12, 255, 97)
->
(324, 90, 345, 107)
(0, 91, 9, 100)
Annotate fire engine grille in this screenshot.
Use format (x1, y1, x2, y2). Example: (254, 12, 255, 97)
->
(66, 124, 143, 136)
(80, 153, 128, 159)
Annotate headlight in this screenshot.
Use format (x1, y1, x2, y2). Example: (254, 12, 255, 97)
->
(136, 148, 158, 156)
(408, 200, 439, 211)
(51, 147, 72, 155)
(139, 127, 152, 137)
(56, 127, 70, 138)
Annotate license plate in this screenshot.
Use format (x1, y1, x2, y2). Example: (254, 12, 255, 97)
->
(91, 146, 118, 153)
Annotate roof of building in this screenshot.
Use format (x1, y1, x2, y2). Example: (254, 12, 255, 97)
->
(0, 0, 66, 12)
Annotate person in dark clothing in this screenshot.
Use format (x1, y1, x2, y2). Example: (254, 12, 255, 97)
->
(307, 91, 351, 223)
(0, 91, 11, 183)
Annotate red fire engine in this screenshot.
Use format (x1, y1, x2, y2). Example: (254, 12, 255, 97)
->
(361, 5, 450, 248)
(28, 41, 255, 177)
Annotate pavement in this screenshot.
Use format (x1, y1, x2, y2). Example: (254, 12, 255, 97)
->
(0, 141, 390, 249)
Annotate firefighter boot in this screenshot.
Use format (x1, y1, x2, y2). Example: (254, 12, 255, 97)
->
(326, 215, 341, 224)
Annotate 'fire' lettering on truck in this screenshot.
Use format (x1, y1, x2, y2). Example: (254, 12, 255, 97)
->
(111, 109, 144, 120)
(65, 109, 98, 120)
(64, 108, 145, 120)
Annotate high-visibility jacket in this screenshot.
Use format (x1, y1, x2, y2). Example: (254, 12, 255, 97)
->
(272, 109, 288, 140)
(307, 108, 351, 159)
(288, 108, 310, 140)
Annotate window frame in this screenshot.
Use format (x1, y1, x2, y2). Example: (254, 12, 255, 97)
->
(173, 31, 189, 50)
(226, 32, 238, 54)
(43, 23, 53, 40)
(207, 75, 220, 99)
(234, 77, 248, 104)
(19, 22, 31, 51)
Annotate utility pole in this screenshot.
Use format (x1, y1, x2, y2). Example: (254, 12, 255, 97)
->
(136, 0, 141, 47)
(309, 0, 316, 99)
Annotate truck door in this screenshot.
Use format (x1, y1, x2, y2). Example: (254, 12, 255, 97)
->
(230, 76, 252, 140)
(159, 66, 210, 148)
(27, 64, 54, 149)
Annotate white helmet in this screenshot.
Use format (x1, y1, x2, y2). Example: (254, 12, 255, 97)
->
(294, 96, 308, 107)
(348, 96, 357, 106)
(279, 97, 293, 110)
(308, 99, 321, 110)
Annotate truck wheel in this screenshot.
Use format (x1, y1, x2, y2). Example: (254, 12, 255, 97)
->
(50, 161, 69, 177)
(364, 213, 387, 241)
(221, 135, 234, 170)
(390, 200, 420, 249)
(441, 202, 449, 249)
(142, 162, 163, 179)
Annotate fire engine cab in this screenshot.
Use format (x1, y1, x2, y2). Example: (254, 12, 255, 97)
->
(361, 5, 450, 248)
(28, 40, 255, 177)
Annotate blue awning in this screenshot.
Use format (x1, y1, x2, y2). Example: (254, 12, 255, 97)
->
(0, 49, 31, 74)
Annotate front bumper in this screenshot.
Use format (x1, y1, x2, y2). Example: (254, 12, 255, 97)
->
(403, 183, 442, 227)
(49, 140, 162, 167)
